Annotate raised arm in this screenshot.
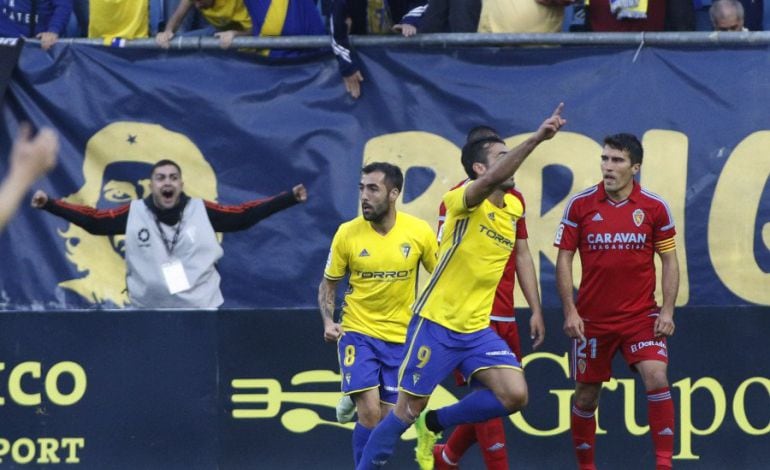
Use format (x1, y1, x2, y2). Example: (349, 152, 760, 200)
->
(205, 184, 306, 232)
(464, 103, 566, 208)
(0, 125, 58, 231)
(32, 190, 129, 235)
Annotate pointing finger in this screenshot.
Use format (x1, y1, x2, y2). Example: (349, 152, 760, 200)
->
(552, 102, 565, 118)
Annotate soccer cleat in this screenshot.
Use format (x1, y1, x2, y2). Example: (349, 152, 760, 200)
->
(433, 444, 459, 469)
(414, 410, 441, 470)
(335, 394, 356, 424)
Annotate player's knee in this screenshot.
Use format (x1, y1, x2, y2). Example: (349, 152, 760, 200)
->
(500, 387, 528, 411)
(395, 395, 426, 423)
(573, 392, 599, 410)
(357, 404, 382, 427)
(645, 370, 669, 390)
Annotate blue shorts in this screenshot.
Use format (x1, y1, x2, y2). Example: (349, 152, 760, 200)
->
(338, 331, 404, 405)
(399, 317, 522, 396)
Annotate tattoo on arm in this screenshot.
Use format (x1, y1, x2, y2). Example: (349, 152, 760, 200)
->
(318, 279, 338, 322)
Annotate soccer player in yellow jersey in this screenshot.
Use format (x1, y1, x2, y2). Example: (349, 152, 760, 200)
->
(317, 162, 438, 468)
(356, 104, 566, 470)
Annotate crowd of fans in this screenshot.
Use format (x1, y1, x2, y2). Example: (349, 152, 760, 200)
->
(0, 0, 763, 97)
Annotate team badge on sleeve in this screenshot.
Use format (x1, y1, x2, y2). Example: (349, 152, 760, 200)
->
(554, 223, 565, 244)
(633, 209, 645, 227)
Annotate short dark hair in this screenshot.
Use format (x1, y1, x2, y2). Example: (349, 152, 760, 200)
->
(466, 125, 499, 144)
(461, 136, 504, 180)
(151, 159, 182, 177)
(361, 162, 404, 192)
(603, 133, 643, 165)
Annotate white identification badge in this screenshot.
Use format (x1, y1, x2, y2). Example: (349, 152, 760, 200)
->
(161, 259, 191, 294)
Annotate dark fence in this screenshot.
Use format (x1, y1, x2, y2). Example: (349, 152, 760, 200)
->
(0, 307, 767, 469)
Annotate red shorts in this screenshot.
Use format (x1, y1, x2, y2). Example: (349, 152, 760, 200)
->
(453, 319, 521, 386)
(570, 312, 669, 383)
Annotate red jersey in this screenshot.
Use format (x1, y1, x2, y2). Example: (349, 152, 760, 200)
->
(554, 181, 676, 323)
(437, 180, 528, 319)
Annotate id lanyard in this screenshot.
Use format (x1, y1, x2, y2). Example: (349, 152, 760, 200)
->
(155, 214, 191, 294)
(155, 216, 183, 255)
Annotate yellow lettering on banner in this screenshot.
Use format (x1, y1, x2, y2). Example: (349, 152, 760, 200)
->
(674, 377, 726, 460)
(0, 437, 84, 464)
(12, 438, 35, 464)
(46, 362, 87, 406)
(36, 438, 61, 464)
(8, 362, 41, 406)
(733, 377, 770, 435)
(641, 130, 690, 306)
(363, 132, 468, 290)
(61, 437, 85, 463)
(0, 363, 4, 406)
(510, 132, 600, 307)
(709, 131, 770, 304)
(511, 352, 574, 435)
(605, 378, 648, 435)
(0, 438, 8, 463)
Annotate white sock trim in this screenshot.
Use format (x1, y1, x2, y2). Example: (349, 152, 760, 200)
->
(442, 449, 458, 465)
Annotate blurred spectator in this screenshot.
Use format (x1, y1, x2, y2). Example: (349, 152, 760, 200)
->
(331, 0, 422, 98)
(665, 0, 695, 30)
(403, 0, 571, 35)
(156, 0, 252, 49)
(695, 0, 762, 30)
(72, 0, 88, 36)
(478, 0, 574, 33)
(585, 0, 667, 31)
(0, 124, 58, 233)
(89, 0, 149, 41)
(416, 0, 481, 33)
(710, 0, 747, 30)
(0, 0, 73, 49)
(158, 0, 206, 34)
(243, 0, 325, 57)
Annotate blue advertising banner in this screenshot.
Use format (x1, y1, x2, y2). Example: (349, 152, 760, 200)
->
(0, 307, 767, 469)
(0, 43, 768, 310)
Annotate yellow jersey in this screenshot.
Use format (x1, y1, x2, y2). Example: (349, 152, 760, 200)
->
(414, 182, 524, 333)
(324, 212, 438, 343)
(201, 0, 253, 31)
(89, 0, 149, 40)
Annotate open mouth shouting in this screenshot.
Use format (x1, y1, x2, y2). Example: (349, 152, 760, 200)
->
(160, 187, 177, 206)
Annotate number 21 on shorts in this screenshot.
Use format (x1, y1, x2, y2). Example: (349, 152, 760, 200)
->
(576, 337, 597, 359)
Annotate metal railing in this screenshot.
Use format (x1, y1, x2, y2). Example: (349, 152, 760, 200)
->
(35, 31, 770, 50)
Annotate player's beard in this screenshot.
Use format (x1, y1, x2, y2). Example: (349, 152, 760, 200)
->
(362, 200, 389, 223)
